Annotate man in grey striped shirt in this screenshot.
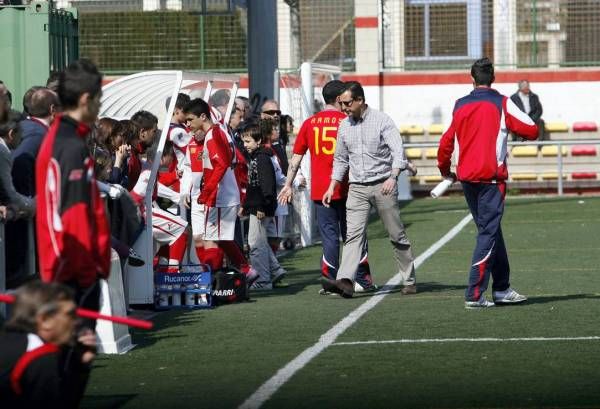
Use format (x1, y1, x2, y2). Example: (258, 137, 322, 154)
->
(322, 81, 416, 298)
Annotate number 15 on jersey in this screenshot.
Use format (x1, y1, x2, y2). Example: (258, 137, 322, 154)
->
(313, 126, 337, 155)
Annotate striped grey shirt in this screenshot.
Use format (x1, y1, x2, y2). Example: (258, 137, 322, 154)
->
(332, 106, 408, 184)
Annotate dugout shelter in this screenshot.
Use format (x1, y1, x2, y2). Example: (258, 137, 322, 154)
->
(100, 70, 240, 305)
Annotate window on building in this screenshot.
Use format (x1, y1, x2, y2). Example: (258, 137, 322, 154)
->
(429, 4, 467, 56)
(405, 5, 424, 57)
(404, 0, 481, 61)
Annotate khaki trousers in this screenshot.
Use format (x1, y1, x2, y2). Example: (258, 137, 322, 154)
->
(337, 182, 415, 286)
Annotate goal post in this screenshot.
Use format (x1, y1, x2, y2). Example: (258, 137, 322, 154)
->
(276, 62, 341, 247)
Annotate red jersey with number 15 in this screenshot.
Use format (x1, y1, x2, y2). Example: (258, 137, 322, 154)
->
(293, 109, 348, 201)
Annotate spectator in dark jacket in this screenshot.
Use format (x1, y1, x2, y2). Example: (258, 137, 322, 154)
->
(0, 110, 34, 217)
(0, 281, 97, 409)
(510, 80, 545, 141)
(6, 87, 58, 286)
(12, 87, 59, 197)
(240, 121, 286, 290)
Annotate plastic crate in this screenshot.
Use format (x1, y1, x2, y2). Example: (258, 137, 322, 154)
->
(154, 264, 212, 310)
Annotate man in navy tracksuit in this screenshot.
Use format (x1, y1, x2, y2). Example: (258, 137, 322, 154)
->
(437, 58, 539, 309)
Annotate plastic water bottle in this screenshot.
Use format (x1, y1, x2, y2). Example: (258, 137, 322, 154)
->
(431, 178, 454, 198)
(157, 285, 169, 307)
(185, 284, 195, 305)
(171, 284, 181, 306)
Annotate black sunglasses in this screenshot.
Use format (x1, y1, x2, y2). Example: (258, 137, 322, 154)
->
(340, 98, 356, 107)
(263, 109, 281, 116)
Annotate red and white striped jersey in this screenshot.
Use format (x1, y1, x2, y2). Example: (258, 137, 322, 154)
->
(168, 123, 193, 173)
(180, 137, 204, 198)
(199, 124, 240, 207)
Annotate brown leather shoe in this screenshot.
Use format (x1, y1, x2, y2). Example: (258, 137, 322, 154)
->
(336, 279, 354, 298)
(321, 278, 343, 295)
(401, 284, 417, 295)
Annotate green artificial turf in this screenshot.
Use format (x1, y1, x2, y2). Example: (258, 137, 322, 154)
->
(84, 196, 600, 409)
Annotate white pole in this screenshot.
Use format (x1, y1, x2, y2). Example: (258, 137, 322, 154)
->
(298, 62, 314, 247)
(204, 81, 213, 102)
(273, 69, 280, 103)
(557, 142, 564, 196)
(223, 82, 239, 126)
(300, 62, 313, 121)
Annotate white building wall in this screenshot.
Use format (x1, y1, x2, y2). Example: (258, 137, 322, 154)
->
(277, 0, 293, 70)
(368, 81, 600, 128)
(249, 81, 600, 129)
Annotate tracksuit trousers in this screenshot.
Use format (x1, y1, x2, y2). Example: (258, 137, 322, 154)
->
(462, 182, 511, 301)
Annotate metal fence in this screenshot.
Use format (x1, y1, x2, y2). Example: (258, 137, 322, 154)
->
(49, 6, 79, 73)
(281, 0, 355, 71)
(54, 0, 356, 74)
(64, 0, 246, 74)
(49, 1, 600, 75)
(382, 0, 600, 70)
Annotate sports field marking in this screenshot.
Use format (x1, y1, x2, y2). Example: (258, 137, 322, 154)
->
(238, 213, 473, 409)
(332, 336, 600, 346)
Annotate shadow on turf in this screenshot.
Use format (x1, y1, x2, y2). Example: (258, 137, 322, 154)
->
(128, 269, 321, 349)
(247, 268, 321, 299)
(122, 308, 215, 350)
(351, 281, 466, 298)
(81, 394, 137, 408)
(524, 293, 600, 305)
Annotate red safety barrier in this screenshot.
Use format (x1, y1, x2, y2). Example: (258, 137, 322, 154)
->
(0, 294, 153, 330)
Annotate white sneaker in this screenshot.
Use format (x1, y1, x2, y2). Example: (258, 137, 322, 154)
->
(354, 281, 379, 293)
(465, 296, 495, 309)
(492, 288, 527, 304)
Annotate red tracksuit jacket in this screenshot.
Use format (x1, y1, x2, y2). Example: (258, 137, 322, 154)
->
(438, 87, 539, 182)
(36, 114, 111, 287)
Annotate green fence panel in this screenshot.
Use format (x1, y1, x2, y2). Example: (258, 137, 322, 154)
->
(0, 1, 77, 111)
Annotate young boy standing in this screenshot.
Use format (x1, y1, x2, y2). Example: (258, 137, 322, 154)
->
(189, 98, 255, 282)
(241, 122, 286, 290)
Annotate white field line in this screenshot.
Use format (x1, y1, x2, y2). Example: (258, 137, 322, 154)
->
(238, 213, 473, 409)
(333, 336, 600, 346)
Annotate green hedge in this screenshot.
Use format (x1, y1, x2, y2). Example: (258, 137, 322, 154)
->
(79, 11, 246, 72)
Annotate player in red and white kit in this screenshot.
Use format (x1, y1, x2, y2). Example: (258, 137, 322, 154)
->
(278, 80, 374, 294)
(129, 140, 189, 271)
(180, 101, 207, 265)
(166, 93, 193, 179)
(185, 98, 255, 281)
(158, 93, 192, 192)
